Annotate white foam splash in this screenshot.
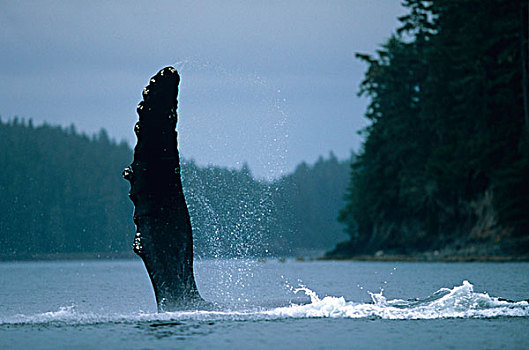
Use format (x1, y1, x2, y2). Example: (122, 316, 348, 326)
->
(2, 281, 528, 326)
(268, 281, 529, 320)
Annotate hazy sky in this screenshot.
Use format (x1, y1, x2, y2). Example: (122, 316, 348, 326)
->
(1, 1, 405, 179)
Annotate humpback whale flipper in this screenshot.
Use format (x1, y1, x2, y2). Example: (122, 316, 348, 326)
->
(123, 67, 203, 311)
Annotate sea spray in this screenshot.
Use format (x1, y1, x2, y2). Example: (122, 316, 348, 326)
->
(174, 59, 292, 307)
(269, 280, 529, 320)
(4, 281, 527, 327)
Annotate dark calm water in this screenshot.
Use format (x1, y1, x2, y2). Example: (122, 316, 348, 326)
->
(1, 259, 528, 349)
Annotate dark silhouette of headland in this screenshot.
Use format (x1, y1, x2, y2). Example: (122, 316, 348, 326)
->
(123, 67, 203, 311)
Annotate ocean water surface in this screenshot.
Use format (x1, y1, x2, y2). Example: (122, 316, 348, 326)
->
(1, 259, 528, 349)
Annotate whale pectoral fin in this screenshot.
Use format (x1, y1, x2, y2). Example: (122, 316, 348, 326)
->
(124, 67, 203, 311)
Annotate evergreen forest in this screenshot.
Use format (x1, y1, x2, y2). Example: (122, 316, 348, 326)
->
(3, 1, 527, 261)
(333, 0, 529, 258)
(0, 118, 349, 259)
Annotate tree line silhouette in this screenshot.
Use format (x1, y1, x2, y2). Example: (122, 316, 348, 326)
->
(334, 0, 529, 257)
(0, 118, 349, 259)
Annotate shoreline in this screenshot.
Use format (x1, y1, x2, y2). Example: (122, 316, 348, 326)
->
(0, 251, 138, 262)
(318, 254, 529, 262)
(1, 251, 529, 263)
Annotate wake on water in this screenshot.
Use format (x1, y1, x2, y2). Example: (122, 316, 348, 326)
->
(2, 281, 528, 326)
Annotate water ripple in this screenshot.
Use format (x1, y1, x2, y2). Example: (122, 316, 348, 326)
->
(2, 281, 528, 327)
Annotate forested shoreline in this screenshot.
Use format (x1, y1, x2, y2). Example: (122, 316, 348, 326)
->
(0, 118, 349, 260)
(3, 1, 528, 262)
(330, 0, 529, 259)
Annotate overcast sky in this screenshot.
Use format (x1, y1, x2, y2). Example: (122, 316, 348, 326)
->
(1, 1, 405, 179)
